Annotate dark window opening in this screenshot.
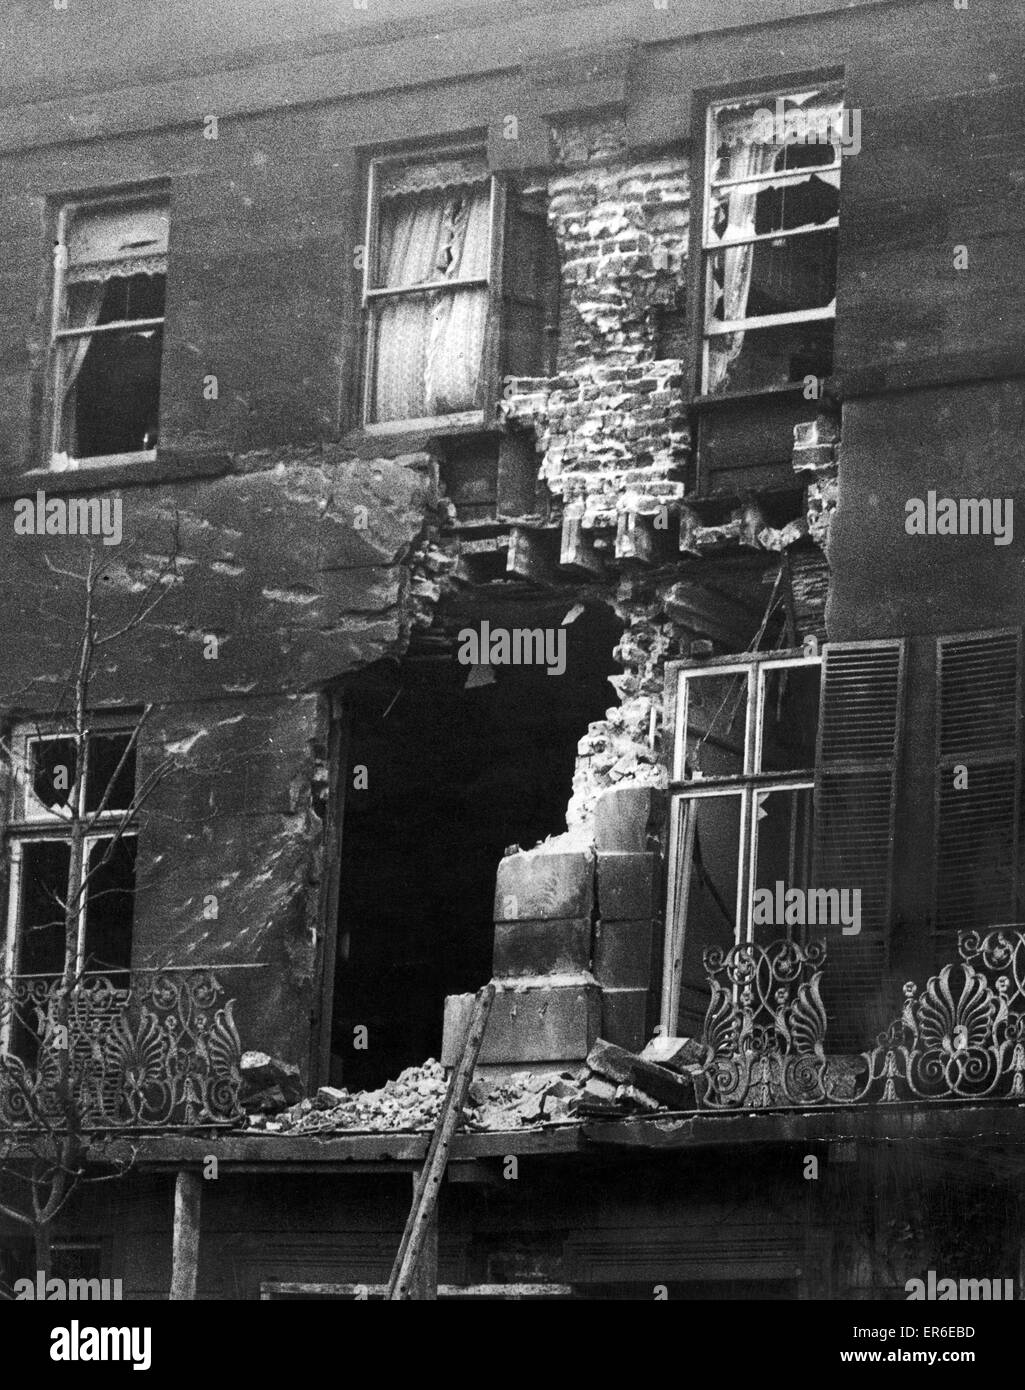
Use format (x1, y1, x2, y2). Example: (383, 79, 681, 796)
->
(703, 87, 841, 396)
(52, 197, 168, 464)
(331, 601, 621, 1089)
(82, 836, 136, 975)
(72, 283, 164, 459)
(17, 839, 71, 977)
(30, 738, 78, 813)
(85, 734, 136, 813)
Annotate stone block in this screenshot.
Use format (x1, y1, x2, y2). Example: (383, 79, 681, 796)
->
(443, 980, 601, 1065)
(593, 919, 655, 991)
(493, 918, 592, 979)
(494, 848, 594, 921)
(594, 786, 665, 852)
(639, 1035, 704, 1071)
(596, 852, 659, 920)
(599, 989, 651, 1055)
(440, 993, 475, 1067)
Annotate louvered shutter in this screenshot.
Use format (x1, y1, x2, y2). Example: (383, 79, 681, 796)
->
(934, 629, 1022, 965)
(812, 639, 906, 1050)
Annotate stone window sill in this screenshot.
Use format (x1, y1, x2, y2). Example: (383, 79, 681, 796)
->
(0, 450, 232, 498)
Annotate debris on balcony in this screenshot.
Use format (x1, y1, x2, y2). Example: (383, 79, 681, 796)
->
(577, 1037, 702, 1116)
(245, 1060, 585, 1135)
(240, 1051, 303, 1113)
(244, 1033, 710, 1137)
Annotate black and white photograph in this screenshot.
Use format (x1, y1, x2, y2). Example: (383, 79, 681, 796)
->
(0, 0, 1021, 1360)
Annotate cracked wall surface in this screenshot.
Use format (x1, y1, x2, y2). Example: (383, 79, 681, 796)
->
(0, 447, 440, 1070)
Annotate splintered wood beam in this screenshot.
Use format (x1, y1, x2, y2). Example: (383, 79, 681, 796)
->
(169, 1169, 202, 1300)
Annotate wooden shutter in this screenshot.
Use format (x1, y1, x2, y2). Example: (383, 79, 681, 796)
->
(499, 186, 559, 382)
(934, 629, 1023, 965)
(812, 639, 906, 1050)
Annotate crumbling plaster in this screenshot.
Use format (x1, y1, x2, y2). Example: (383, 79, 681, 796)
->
(496, 116, 836, 833)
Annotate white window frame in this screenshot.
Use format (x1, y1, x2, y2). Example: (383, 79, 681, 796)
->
(48, 191, 168, 470)
(662, 653, 820, 1031)
(700, 85, 843, 396)
(360, 145, 504, 434)
(2, 723, 139, 1003)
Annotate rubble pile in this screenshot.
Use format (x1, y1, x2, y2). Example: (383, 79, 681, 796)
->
(246, 1059, 450, 1134)
(576, 1036, 705, 1117)
(242, 1037, 706, 1135)
(463, 1072, 580, 1131)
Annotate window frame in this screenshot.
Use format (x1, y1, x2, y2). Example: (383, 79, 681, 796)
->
(661, 649, 821, 1032)
(695, 79, 844, 401)
(2, 719, 140, 1001)
(359, 143, 507, 435)
(47, 189, 169, 471)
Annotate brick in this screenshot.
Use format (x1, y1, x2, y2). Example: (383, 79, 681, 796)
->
(493, 848, 594, 921)
(493, 918, 592, 979)
(599, 989, 651, 1054)
(593, 919, 655, 990)
(594, 786, 665, 852)
(475, 982, 601, 1065)
(596, 852, 659, 920)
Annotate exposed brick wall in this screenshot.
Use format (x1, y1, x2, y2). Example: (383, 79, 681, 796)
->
(498, 116, 835, 838)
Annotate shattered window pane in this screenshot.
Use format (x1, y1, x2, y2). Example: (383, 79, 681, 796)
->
(703, 87, 842, 396)
(11, 726, 138, 990)
(680, 670, 749, 778)
(759, 664, 822, 772)
(52, 198, 168, 464)
(749, 786, 815, 946)
(29, 737, 78, 814)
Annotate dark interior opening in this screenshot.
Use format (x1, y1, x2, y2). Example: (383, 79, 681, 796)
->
(70, 272, 164, 458)
(331, 598, 622, 1089)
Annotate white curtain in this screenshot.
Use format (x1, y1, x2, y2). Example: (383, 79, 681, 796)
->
(372, 181, 491, 421)
(705, 140, 777, 394)
(56, 280, 106, 458)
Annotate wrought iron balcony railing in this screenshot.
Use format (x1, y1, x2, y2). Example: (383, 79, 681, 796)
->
(699, 928, 1025, 1109)
(0, 966, 255, 1131)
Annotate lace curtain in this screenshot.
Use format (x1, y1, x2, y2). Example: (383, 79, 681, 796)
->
(705, 140, 777, 394)
(706, 93, 840, 393)
(370, 180, 491, 422)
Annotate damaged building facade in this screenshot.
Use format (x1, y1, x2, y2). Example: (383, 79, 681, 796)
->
(2, 0, 1025, 1300)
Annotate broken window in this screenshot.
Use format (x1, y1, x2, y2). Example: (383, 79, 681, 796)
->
(2, 727, 138, 1000)
(361, 150, 556, 429)
(701, 87, 842, 396)
(50, 196, 168, 467)
(663, 653, 821, 1034)
(663, 640, 907, 1049)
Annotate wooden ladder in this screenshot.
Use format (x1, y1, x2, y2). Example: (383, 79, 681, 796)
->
(386, 982, 495, 1300)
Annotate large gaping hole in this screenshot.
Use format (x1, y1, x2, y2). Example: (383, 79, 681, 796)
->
(330, 600, 622, 1089)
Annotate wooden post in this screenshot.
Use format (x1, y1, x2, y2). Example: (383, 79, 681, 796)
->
(387, 983, 495, 1300)
(406, 1182, 439, 1301)
(169, 1169, 202, 1300)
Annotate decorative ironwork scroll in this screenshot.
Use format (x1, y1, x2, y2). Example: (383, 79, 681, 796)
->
(699, 929, 1025, 1109)
(0, 968, 244, 1130)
